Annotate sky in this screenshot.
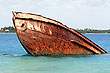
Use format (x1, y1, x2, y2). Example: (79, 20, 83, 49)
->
(0, 0, 110, 29)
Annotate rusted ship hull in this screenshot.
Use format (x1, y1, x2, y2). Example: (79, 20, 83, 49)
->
(12, 12, 107, 56)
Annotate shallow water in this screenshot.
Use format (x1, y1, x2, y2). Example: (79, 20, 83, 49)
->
(0, 33, 110, 73)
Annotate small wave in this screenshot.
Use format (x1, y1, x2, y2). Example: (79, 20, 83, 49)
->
(0, 54, 28, 57)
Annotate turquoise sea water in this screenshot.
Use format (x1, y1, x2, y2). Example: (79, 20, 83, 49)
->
(0, 33, 110, 73)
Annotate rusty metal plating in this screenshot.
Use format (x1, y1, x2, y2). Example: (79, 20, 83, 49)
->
(12, 12, 107, 56)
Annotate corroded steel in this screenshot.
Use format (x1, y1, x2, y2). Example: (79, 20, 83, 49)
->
(12, 12, 107, 56)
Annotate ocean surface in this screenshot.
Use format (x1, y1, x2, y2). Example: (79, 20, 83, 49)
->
(0, 33, 110, 73)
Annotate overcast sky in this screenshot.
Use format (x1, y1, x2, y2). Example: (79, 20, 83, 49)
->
(0, 0, 110, 29)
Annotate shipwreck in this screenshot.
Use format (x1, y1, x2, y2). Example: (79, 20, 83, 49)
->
(12, 12, 107, 56)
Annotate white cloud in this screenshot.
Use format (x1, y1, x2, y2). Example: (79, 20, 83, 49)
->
(84, 0, 108, 7)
